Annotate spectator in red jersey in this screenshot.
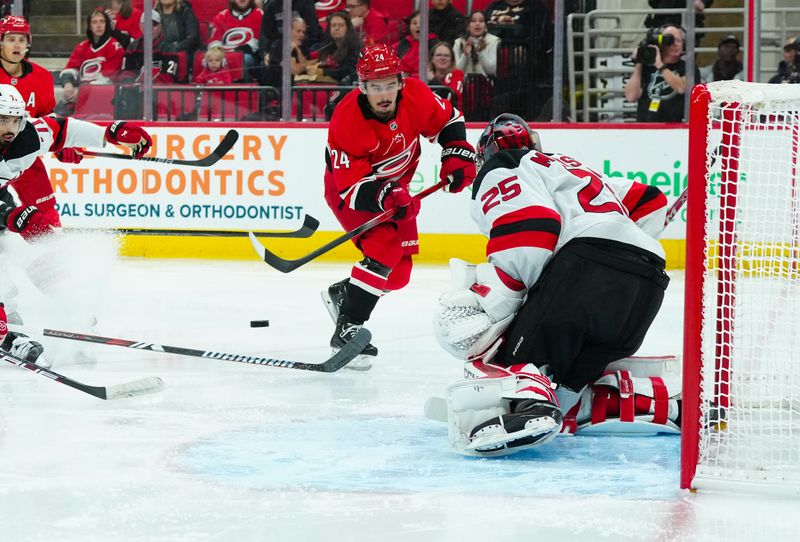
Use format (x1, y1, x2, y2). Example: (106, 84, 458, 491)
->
(106, 0, 143, 47)
(344, 0, 388, 46)
(59, 8, 125, 88)
(429, 0, 465, 46)
(396, 10, 438, 77)
(208, 0, 263, 81)
(427, 41, 463, 106)
(155, 0, 200, 58)
(453, 10, 500, 76)
(306, 11, 360, 84)
(195, 46, 233, 85)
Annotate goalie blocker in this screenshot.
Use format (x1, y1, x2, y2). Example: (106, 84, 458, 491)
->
(442, 355, 681, 457)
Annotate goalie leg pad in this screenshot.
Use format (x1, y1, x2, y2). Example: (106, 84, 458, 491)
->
(564, 370, 681, 435)
(447, 362, 562, 456)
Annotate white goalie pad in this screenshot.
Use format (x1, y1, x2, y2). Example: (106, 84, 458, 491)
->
(446, 376, 517, 455)
(563, 368, 681, 436)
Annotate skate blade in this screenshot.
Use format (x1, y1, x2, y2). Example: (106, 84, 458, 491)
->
(468, 417, 559, 452)
(320, 290, 338, 324)
(330, 348, 373, 371)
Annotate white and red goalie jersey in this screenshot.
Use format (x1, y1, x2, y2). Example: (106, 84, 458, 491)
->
(471, 149, 667, 289)
(0, 116, 106, 188)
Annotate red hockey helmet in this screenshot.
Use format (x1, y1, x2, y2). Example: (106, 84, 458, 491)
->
(0, 16, 31, 46)
(356, 43, 402, 84)
(476, 113, 542, 170)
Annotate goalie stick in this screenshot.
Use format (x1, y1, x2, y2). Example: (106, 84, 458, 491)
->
(82, 129, 239, 167)
(1, 349, 164, 400)
(43, 327, 371, 373)
(250, 180, 448, 273)
(115, 214, 320, 238)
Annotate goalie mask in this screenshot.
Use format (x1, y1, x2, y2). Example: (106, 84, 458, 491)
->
(476, 113, 542, 170)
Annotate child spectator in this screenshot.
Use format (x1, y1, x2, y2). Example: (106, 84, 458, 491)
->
(107, 0, 143, 47)
(306, 11, 360, 84)
(453, 10, 499, 76)
(208, 0, 263, 80)
(60, 8, 125, 87)
(344, 0, 388, 46)
(396, 10, 438, 77)
(155, 0, 200, 57)
(195, 47, 233, 85)
(427, 41, 463, 105)
(429, 0, 465, 46)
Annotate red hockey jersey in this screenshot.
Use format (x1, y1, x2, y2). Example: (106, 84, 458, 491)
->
(195, 68, 233, 85)
(61, 37, 125, 83)
(0, 61, 55, 117)
(208, 8, 263, 52)
(326, 77, 462, 200)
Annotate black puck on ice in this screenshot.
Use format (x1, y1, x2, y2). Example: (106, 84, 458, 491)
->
(250, 320, 270, 328)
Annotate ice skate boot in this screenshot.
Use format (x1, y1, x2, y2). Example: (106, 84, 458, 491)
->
(321, 278, 349, 323)
(1, 331, 50, 368)
(468, 399, 562, 455)
(330, 313, 377, 371)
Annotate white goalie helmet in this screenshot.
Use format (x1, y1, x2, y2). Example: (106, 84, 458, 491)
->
(0, 83, 26, 119)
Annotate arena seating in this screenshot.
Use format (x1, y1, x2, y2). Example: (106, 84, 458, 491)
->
(192, 50, 246, 83)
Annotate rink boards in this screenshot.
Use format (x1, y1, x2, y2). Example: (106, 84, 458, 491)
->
(40, 122, 690, 268)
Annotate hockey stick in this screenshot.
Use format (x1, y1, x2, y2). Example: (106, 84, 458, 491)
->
(1, 350, 164, 400)
(115, 215, 320, 238)
(662, 144, 722, 228)
(250, 180, 449, 273)
(81, 129, 239, 167)
(43, 327, 371, 373)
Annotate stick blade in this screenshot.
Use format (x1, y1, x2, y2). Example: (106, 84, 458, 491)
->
(252, 214, 320, 239)
(324, 328, 372, 372)
(248, 232, 305, 273)
(104, 376, 165, 400)
(197, 129, 239, 167)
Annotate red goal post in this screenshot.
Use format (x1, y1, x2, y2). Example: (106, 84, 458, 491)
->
(681, 81, 800, 495)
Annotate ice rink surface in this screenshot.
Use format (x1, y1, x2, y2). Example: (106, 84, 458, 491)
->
(1, 236, 799, 542)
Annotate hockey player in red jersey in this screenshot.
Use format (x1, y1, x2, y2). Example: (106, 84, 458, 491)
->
(0, 84, 151, 367)
(321, 43, 477, 370)
(0, 15, 81, 241)
(433, 114, 679, 456)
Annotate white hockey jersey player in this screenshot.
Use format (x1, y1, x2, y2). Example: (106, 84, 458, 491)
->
(434, 114, 676, 457)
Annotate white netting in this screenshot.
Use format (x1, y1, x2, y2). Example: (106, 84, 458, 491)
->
(694, 81, 800, 492)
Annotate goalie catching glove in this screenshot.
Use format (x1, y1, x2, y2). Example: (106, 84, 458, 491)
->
(105, 121, 152, 158)
(0, 202, 54, 241)
(434, 259, 526, 360)
(439, 141, 477, 193)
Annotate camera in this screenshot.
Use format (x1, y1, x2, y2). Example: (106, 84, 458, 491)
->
(636, 29, 675, 66)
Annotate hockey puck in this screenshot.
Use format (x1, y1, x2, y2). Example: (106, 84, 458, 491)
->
(250, 320, 270, 328)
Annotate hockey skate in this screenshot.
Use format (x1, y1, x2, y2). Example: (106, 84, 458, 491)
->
(321, 279, 349, 322)
(467, 399, 563, 456)
(330, 313, 377, 371)
(1, 331, 50, 368)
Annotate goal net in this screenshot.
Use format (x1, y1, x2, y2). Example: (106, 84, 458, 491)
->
(681, 81, 800, 496)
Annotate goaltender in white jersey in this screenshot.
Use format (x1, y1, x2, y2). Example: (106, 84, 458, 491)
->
(433, 114, 680, 457)
(0, 83, 152, 368)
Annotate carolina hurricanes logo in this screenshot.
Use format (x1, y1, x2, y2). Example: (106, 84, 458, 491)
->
(315, 0, 343, 10)
(222, 28, 255, 48)
(80, 57, 106, 81)
(373, 140, 417, 179)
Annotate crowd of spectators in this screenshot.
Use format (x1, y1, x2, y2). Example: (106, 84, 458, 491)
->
(38, 0, 553, 121)
(17, 0, 800, 123)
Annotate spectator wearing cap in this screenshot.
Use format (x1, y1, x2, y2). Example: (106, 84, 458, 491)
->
(699, 34, 742, 83)
(118, 11, 179, 84)
(769, 37, 800, 84)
